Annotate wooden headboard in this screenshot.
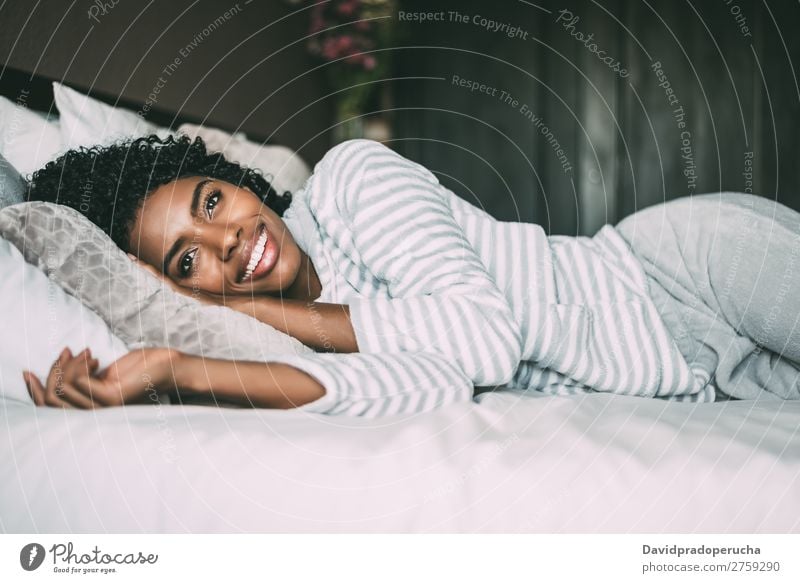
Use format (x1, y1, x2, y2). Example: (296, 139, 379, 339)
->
(0, 65, 220, 135)
(0, 1, 333, 164)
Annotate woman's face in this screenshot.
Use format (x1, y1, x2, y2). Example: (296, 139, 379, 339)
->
(127, 177, 303, 296)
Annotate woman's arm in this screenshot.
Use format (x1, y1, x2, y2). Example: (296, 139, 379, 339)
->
(226, 296, 358, 354)
(25, 344, 475, 417)
(174, 353, 326, 409)
(24, 346, 325, 410)
(130, 254, 358, 354)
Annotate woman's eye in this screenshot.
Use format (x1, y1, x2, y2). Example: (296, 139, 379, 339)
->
(205, 190, 221, 217)
(178, 249, 197, 278)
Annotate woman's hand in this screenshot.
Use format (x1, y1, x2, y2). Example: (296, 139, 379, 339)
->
(127, 253, 222, 306)
(23, 346, 183, 409)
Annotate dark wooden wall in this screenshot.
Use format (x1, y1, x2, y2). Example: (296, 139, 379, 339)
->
(392, 0, 800, 235)
(0, 0, 332, 163)
(2, 0, 798, 234)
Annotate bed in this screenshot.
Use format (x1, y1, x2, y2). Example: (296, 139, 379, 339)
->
(3, 390, 799, 532)
(1, 71, 799, 534)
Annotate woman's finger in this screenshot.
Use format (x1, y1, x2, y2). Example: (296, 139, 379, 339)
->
(25, 349, 90, 409)
(55, 375, 98, 409)
(60, 347, 85, 378)
(47, 347, 72, 395)
(23, 371, 46, 406)
(48, 349, 103, 409)
(44, 387, 74, 408)
(34, 372, 73, 408)
(44, 348, 74, 407)
(71, 371, 119, 407)
(70, 374, 112, 408)
(62, 348, 94, 384)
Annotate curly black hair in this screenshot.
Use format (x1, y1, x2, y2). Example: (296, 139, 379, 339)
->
(26, 134, 293, 250)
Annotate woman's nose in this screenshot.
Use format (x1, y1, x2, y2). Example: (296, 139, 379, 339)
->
(208, 223, 242, 261)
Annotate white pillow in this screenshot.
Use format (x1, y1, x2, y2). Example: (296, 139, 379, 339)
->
(0, 236, 129, 403)
(53, 82, 172, 149)
(0, 96, 65, 177)
(53, 82, 311, 194)
(0, 152, 27, 209)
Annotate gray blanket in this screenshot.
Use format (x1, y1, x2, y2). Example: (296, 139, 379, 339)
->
(616, 192, 800, 400)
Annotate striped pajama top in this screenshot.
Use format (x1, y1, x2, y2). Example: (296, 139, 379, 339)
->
(269, 139, 713, 417)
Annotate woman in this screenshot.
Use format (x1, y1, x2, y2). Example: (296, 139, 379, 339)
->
(22, 135, 800, 416)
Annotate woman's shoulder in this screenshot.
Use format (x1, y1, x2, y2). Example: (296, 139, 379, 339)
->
(299, 141, 380, 221)
(325, 138, 390, 158)
(303, 139, 448, 224)
(314, 139, 387, 172)
(317, 139, 441, 189)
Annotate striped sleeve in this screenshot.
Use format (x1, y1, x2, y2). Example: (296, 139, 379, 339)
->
(314, 139, 523, 386)
(526, 301, 667, 396)
(528, 300, 707, 398)
(265, 351, 474, 417)
(522, 228, 708, 399)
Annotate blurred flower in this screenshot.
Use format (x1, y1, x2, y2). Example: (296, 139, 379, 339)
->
(337, 0, 359, 17)
(306, 0, 394, 73)
(303, 0, 395, 136)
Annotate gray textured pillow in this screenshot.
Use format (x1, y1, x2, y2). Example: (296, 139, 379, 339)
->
(0, 152, 26, 209)
(0, 202, 313, 364)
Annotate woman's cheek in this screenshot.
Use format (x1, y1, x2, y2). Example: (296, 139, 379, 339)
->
(211, 265, 228, 294)
(186, 266, 216, 295)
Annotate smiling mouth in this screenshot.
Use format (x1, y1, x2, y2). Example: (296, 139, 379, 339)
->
(240, 224, 268, 283)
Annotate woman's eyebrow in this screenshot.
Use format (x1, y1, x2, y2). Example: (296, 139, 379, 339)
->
(161, 179, 212, 273)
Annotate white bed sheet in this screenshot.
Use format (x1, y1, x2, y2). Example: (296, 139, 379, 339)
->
(2, 391, 798, 533)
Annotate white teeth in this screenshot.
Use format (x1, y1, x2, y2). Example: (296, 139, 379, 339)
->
(243, 230, 268, 281)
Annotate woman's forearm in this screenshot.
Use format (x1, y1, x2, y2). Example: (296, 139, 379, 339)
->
(173, 352, 326, 409)
(230, 297, 359, 353)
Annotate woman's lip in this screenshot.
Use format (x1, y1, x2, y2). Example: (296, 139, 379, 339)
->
(238, 223, 266, 283)
(248, 227, 278, 281)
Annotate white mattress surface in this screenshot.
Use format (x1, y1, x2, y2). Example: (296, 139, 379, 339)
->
(2, 391, 798, 533)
